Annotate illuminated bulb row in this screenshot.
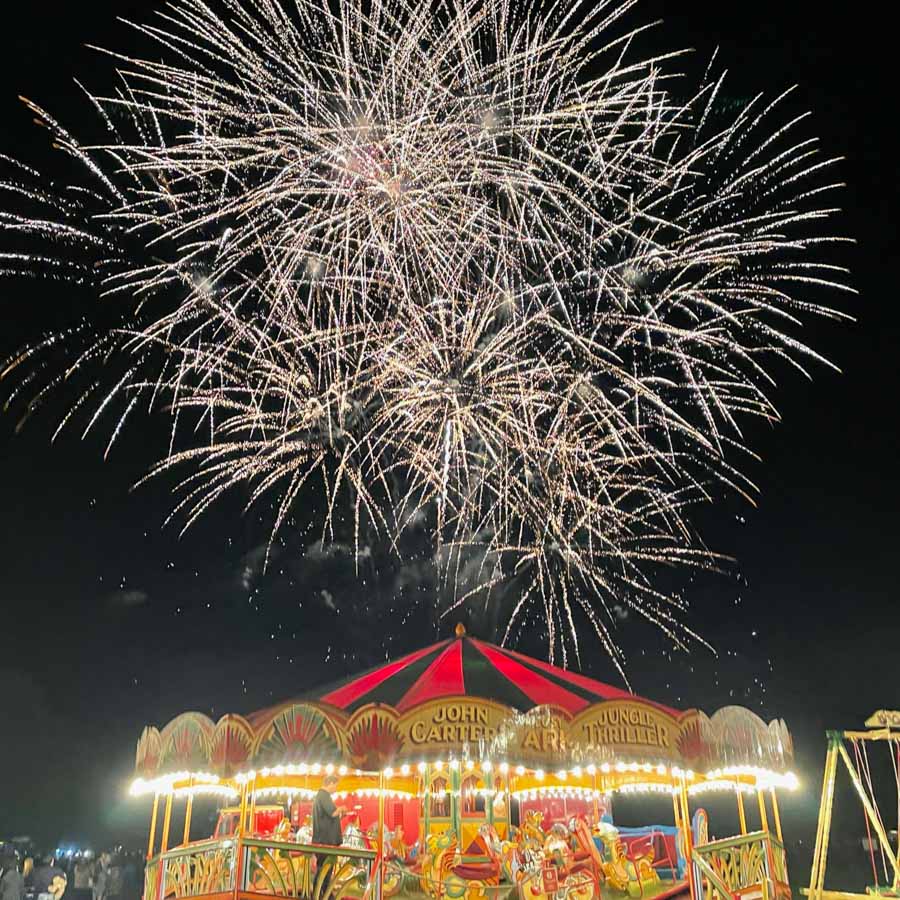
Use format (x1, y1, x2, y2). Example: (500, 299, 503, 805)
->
(334, 789, 415, 800)
(688, 781, 755, 797)
(423, 789, 495, 798)
(252, 787, 317, 800)
(616, 783, 679, 796)
(236, 763, 352, 784)
(130, 773, 221, 796)
(231, 760, 699, 783)
(706, 768, 799, 791)
(512, 788, 609, 801)
(174, 784, 239, 799)
(413, 760, 675, 779)
(133, 763, 795, 797)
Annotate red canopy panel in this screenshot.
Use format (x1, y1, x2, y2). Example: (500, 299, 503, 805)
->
(258, 634, 683, 717)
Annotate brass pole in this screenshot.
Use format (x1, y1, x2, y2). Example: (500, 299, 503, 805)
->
(770, 789, 783, 843)
(147, 794, 160, 860)
(237, 782, 248, 837)
(757, 789, 770, 834)
(671, 786, 684, 884)
(160, 793, 174, 853)
(377, 771, 386, 898)
(736, 788, 748, 836)
(183, 793, 194, 846)
(680, 778, 696, 900)
(248, 777, 257, 835)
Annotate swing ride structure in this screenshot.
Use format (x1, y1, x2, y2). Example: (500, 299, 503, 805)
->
(130, 626, 798, 900)
(807, 711, 900, 900)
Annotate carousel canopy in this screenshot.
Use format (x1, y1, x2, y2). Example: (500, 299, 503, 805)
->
(250, 628, 679, 720)
(132, 626, 796, 794)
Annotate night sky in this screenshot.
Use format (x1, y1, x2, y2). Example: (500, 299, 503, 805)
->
(0, 0, 895, 884)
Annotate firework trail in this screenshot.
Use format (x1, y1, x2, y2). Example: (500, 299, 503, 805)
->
(0, 0, 852, 673)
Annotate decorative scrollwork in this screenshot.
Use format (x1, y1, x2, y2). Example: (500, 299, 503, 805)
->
(243, 841, 374, 900)
(696, 831, 791, 900)
(144, 858, 160, 900)
(162, 844, 235, 899)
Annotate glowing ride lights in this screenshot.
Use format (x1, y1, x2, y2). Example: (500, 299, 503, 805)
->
(128, 762, 799, 797)
(123, 635, 802, 900)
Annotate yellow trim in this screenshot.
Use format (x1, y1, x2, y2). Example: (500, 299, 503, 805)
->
(147, 793, 159, 860)
(770, 788, 783, 842)
(737, 788, 747, 835)
(182, 792, 194, 846)
(757, 789, 769, 833)
(160, 793, 173, 853)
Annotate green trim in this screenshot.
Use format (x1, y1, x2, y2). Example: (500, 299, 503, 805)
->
(241, 838, 376, 862)
(695, 831, 768, 854)
(158, 839, 235, 862)
(692, 850, 735, 899)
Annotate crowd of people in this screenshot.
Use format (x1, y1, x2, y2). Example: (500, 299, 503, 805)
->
(0, 848, 144, 900)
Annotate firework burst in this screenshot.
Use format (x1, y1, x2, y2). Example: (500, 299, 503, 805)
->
(0, 0, 852, 673)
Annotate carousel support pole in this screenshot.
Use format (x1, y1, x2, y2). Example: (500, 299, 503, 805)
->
(671, 786, 685, 882)
(147, 793, 160, 860)
(769, 789, 783, 843)
(423, 765, 431, 838)
(592, 771, 600, 826)
(377, 770, 386, 900)
(183, 790, 194, 846)
(248, 776, 257, 836)
(160, 792, 174, 853)
(237, 782, 248, 837)
(234, 782, 250, 900)
(757, 789, 770, 834)
(736, 788, 747, 836)
(679, 777, 696, 900)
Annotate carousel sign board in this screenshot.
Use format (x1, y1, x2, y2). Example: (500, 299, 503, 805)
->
(572, 701, 682, 761)
(398, 698, 510, 750)
(135, 694, 791, 779)
(393, 697, 684, 762)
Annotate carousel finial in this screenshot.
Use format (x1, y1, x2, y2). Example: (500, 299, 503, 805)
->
(454, 622, 466, 638)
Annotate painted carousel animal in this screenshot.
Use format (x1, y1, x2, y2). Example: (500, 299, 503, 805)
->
(378, 824, 421, 899)
(573, 820, 658, 897)
(510, 818, 593, 900)
(418, 828, 501, 900)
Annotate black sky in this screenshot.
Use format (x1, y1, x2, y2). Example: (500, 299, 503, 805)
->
(0, 0, 896, 884)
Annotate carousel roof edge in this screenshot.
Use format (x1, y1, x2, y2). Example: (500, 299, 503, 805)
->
(133, 699, 793, 784)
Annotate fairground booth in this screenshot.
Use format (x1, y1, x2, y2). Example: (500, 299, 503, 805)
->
(132, 626, 797, 900)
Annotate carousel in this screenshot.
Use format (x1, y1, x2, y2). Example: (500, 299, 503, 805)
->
(132, 626, 796, 900)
